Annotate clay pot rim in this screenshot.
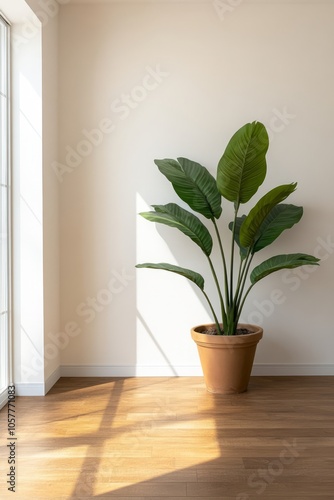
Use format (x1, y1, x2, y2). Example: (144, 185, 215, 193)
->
(191, 323, 263, 348)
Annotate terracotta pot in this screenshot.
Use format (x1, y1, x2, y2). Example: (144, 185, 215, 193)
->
(191, 323, 263, 394)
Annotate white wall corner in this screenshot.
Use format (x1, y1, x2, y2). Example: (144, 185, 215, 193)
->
(15, 365, 61, 396)
(44, 365, 61, 393)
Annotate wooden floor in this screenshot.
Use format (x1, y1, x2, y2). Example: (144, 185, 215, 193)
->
(1, 376, 334, 499)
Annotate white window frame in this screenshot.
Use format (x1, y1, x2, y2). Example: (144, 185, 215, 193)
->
(0, 11, 11, 410)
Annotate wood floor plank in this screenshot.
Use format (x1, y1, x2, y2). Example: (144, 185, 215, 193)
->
(0, 376, 333, 498)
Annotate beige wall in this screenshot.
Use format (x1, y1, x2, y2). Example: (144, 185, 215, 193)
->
(1, 0, 333, 391)
(58, 2, 334, 375)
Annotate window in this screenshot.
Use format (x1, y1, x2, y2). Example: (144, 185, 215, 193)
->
(0, 13, 10, 409)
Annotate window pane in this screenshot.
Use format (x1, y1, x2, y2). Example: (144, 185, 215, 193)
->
(0, 20, 6, 95)
(0, 15, 9, 400)
(0, 183, 8, 393)
(0, 95, 7, 185)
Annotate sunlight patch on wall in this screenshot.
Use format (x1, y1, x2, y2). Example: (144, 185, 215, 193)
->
(136, 192, 209, 371)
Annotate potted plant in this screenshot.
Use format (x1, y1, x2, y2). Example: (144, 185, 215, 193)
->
(136, 121, 319, 394)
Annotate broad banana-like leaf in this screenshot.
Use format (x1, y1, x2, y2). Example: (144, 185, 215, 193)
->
(228, 215, 247, 260)
(250, 253, 320, 284)
(217, 121, 268, 204)
(253, 204, 303, 253)
(154, 157, 222, 219)
(240, 183, 297, 248)
(140, 203, 213, 256)
(135, 263, 205, 290)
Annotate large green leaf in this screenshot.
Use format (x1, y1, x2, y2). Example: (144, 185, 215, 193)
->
(135, 263, 205, 290)
(140, 203, 213, 256)
(228, 215, 248, 260)
(217, 121, 269, 205)
(154, 157, 222, 219)
(253, 204, 303, 253)
(240, 183, 297, 248)
(250, 253, 320, 284)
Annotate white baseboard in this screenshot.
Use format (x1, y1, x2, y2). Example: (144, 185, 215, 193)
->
(60, 364, 334, 377)
(11, 364, 334, 396)
(252, 363, 334, 376)
(60, 365, 203, 377)
(15, 366, 61, 396)
(15, 383, 45, 396)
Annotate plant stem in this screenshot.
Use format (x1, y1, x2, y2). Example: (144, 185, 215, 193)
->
(225, 254, 247, 335)
(236, 253, 254, 314)
(207, 255, 227, 328)
(233, 248, 251, 307)
(229, 204, 239, 321)
(212, 218, 230, 310)
(236, 283, 254, 325)
(202, 289, 223, 335)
